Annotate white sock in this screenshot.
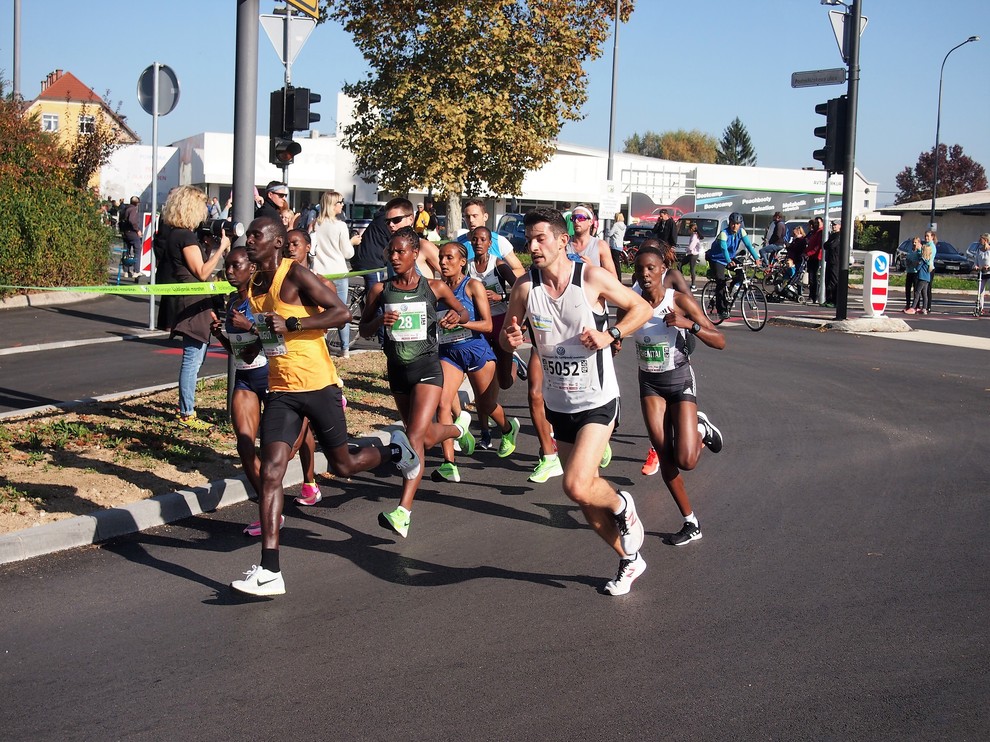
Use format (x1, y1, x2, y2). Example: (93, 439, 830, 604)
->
(396, 505, 410, 516)
(697, 421, 706, 438)
(685, 512, 699, 527)
(613, 491, 627, 516)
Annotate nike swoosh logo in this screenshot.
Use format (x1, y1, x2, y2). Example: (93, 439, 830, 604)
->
(257, 576, 279, 585)
(420, 376, 436, 382)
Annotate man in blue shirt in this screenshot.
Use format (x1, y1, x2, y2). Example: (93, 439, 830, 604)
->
(708, 212, 760, 320)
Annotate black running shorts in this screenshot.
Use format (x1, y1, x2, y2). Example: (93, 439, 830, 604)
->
(261, 385, 348, 451)
(544, 398, 619, 444)
(638, 363, 697, 403)
(387, 354, 444, 395)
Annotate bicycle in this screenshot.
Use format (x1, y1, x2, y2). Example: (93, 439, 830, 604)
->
(701, 260, 768, 331)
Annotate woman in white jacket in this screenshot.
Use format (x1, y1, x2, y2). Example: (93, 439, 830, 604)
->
(311, 190, 355, 355)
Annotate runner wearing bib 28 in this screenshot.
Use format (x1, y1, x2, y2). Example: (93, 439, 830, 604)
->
(359, 227, 472, 539)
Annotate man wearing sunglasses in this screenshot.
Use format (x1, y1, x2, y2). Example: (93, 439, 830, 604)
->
(383, 197, 441, 278)
(567, 204, 618, 279)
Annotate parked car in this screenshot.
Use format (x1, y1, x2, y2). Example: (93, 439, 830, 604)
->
(496, 213, 528, 252)
(892, 239, 973, 273)
(674, 211, 736, 260)
(623, 223, 658, 251)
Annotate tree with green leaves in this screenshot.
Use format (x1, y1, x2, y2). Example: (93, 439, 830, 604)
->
(716, 117, 757, 166)
(0, 84, 112, 296)
(894, 143, 987, 204)
(321, 0, 633, 220)
(623, 129, 717, 163)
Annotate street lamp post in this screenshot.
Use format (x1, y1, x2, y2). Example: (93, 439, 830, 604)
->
(929, 35, 979, 230)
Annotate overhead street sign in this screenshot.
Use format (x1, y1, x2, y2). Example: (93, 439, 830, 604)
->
(791, 68, 847, 89)
(286, 0, 319, 19)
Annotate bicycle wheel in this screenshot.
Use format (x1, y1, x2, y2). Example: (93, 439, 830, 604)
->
(346, 285, 366, 322)
(741, 285, 768, 331)
(762, 266, 781, 294)
(701, 281, 723, 325)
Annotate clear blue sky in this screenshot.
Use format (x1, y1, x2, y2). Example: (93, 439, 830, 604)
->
(4, 0, 988, 206)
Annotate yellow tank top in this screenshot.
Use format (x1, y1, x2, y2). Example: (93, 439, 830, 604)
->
(248, 258, 340, 392)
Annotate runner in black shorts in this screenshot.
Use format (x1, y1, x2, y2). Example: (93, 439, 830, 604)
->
(616, 243, 726, 549)
(359, 227, 472, 538)
(501, 208, 654, 596)
(230, 218, 416, 598)
(210, 246, 324, 536)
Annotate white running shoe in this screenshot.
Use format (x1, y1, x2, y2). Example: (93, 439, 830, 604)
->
(615, 491, 645, 556)
(231, 565, 285, 596)
(390, 429, 421, 480)
(604, 553, 647, 596)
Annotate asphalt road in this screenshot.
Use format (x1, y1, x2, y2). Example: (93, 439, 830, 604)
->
(0, 314, 987, 740)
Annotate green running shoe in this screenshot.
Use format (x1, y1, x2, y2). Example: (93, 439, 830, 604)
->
(454, 410, 476, 456)
(528, 454, 562, 483)
(599, 441, 612, 468)
(432, 461, 461, 483)
(378, 506, 410, 538)
(498, 417, 520, 458)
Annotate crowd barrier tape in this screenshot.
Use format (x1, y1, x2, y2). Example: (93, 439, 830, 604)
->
(0, 268, 381, 297)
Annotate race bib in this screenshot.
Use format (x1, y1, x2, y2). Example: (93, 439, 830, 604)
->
(386, 301, 428, 342)
(227, 330, 267, 370)
(440, 324, 472, 345)
(541, 350, 590, 392)
(636, 341, 670, 373)
(256, 322, 287, 357)
(485, 281, 507, 315)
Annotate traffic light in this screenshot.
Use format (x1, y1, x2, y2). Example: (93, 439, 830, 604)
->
(286, 87, 321, 132)
(269, 87, 302, 166)
(813, 95, 848, 172)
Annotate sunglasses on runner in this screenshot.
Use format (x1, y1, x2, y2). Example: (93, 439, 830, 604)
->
(572, 214, 593, 222)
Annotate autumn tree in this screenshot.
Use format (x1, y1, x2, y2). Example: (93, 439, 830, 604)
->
(624, 129, 717, 163)
(894, 143, 987, 204)
(321, 0, 633, 220)
(66, 97, 128, 191)
(716, 117, 757, 166)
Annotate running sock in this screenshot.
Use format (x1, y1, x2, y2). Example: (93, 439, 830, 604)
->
(261, 548, 280, 573)
(685, 512, 699, 527)
(395, 505, 410, 516)
(612, 492, 626, 516)
(304, 481, 316, 487)
(697, 421, 706, 438)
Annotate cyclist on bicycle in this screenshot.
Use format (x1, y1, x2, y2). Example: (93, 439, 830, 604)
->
(707, 212, 760, 320)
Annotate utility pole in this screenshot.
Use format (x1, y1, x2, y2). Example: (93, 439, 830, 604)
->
(835, 0, 861, 321)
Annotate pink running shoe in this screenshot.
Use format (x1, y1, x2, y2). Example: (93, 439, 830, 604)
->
(641, 447, 659, 476)
(295, 483, 323, 506)
(243, 515, 285, 537)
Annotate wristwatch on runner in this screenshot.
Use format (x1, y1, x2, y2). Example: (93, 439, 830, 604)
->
(286, 316, 302, 332)
(607, 326, 622, 342)
(689, 322, 702, 335)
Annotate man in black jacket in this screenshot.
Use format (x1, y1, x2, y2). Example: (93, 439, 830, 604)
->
(255, 181, 288, 221)
(651, 208, 677, 247)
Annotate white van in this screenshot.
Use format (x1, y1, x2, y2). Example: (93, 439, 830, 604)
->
(674, 211, 733, 261)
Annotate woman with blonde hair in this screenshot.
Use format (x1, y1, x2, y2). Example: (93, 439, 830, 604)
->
(311, 190, 355, 356)
(163, 185, 229, 429)
(607, 211, 626, 275)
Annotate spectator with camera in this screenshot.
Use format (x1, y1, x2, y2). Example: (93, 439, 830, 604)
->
(163, 185, 230, 430)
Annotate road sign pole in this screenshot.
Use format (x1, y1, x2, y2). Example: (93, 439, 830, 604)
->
(148, 63, 159, 330)
(836, 0, 861, 321)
